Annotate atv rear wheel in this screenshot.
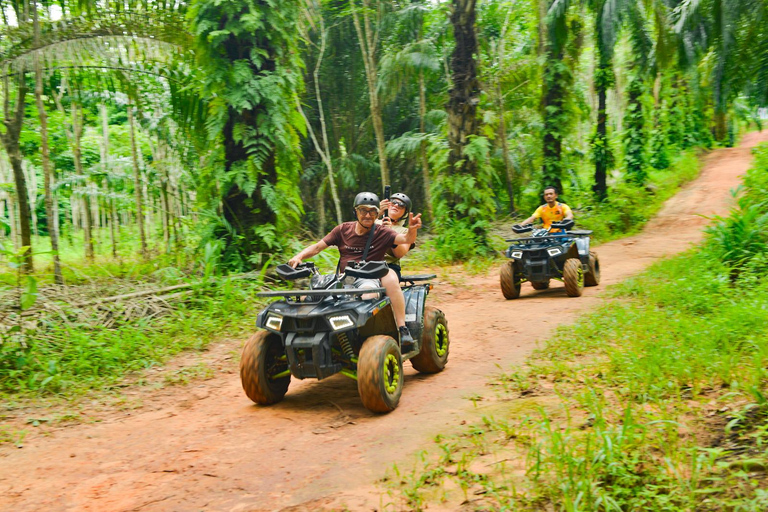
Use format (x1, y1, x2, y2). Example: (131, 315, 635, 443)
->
(584, 251, 600, 287)
(358, 335, 403, 413)
(500, 261, 523, 299)
(240, 331, 291, 405)
(531, 279, 550, 290)
(563, 258, 584, 297)
(410, 307, 449, 373)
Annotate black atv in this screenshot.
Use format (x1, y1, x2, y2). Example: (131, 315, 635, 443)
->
(499, 219, 600, 299)
(240, 261, 449, 413)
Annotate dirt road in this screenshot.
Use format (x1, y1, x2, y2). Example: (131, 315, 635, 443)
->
(2, 132, 766, 512)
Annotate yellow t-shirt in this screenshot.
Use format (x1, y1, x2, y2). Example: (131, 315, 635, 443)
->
(532, 203, 572, 230)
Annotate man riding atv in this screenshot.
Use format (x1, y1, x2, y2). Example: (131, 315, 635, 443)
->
(288, 191, 423, 350)
(520, 186, 573, 232)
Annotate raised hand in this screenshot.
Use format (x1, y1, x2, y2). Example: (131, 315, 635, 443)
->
(408, 212, 422, 230)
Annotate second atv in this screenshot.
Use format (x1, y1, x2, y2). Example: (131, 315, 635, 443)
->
(240, 261, 449, 413)
(499, 219, 600, 299)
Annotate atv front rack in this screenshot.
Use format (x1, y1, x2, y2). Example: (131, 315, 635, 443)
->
(505, 231, 592, 243)
(258, 288, 386, 298)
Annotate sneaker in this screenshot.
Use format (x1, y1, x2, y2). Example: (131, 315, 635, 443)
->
(399, 326, 416, 352)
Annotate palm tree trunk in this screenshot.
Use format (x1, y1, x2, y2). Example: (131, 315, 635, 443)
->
(419, 71, 434, 221)
(350, 0, 389, 189)
(71, 103, 94, 260)
(593, 80, 609, 200)
(127, 102, 147, 259)
(24, 160, 38, 236)
(1, 72, 33, 271)
(447, 0, 480, 174)
(33, 49, 63, 283)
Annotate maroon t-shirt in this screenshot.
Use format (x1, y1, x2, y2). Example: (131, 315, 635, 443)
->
(322, 222, 399, 271)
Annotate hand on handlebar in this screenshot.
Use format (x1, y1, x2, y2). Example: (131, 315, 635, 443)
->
(288, 256, 302, 268)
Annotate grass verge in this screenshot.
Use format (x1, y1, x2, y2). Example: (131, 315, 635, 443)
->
(385, 145, 768, 510)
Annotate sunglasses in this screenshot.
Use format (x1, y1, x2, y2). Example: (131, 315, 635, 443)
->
(356, 208, 378, 217)
(390, 200, 406, 208)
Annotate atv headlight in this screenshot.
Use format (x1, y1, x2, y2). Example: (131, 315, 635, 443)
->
(547, 247, 562, 256)
(329, 315, 354, 331)
(265, 314, 283, 331)
(511, 251, 523, 259)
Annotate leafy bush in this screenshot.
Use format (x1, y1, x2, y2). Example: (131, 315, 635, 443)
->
(705, 143, 768, 277)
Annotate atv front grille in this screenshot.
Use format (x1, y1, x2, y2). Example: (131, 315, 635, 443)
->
(284, 317, 317, 332)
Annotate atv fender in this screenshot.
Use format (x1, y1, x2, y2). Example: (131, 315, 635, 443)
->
(402, 285, 429, 341)
(567, 237, 591, 270)
(358, 303, 399, 346)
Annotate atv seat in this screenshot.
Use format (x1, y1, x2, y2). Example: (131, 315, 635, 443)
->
(400, 274, 436, 283)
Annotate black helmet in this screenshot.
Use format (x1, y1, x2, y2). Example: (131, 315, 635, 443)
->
(390, 192, 412, 216)
(353, 191, 380, 209)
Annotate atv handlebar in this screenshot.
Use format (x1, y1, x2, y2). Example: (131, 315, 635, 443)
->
(345, 260, 390, 279)
(551, 219, 575, 230)
(276, 262, 317, 280)
(512, 224, 533, 234)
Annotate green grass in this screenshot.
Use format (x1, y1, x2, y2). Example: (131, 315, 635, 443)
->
(385, 145, 768, 511)
(0, 278, 268, 398)
(386, 249, 768, 511)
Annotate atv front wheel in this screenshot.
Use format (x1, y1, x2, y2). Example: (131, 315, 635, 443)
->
(500, 261, 523, 299)
(584, 251, 600, 287)
(563, 258, 584, 297)
(358, 335, 403, 413)
(531, 279, 550, 290)
(240, 331, 291, 405)
(411, 307, 449, 373)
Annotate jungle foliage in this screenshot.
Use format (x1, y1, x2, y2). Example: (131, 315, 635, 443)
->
(0, 0, 767, 275)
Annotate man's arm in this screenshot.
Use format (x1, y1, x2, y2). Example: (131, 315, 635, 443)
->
(564, 206, 574, 220)
(393, 213, 422, 245)
(391, 243, 411, 258)
(288, 240, 329, 268)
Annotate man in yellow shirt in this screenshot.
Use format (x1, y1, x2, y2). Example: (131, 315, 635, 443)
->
(520, 186, 573, 231)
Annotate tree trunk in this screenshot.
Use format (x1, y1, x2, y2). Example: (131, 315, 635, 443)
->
(34, 49, 64, 283)
(1, 72, 33, 271)
(714, 109, 727, 143)
(349, 0, 389, 189)
(24, 160, 38, 236)
(419, 71, 434, 221)
(160, 174, 170, 253)
(496, 82, 515, 214)
(127, 102, 147, 259)
(592, 73, 609, 200)
(447, 0, 480, 174)
(72, 103, 94, 260)
(316, 179, 326, 238)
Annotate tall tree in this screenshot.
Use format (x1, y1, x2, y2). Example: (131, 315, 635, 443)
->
(32, 0, 63, 283)
(190, 0, 304, 267)
(0, 70, 33, 272)
(349, 0, 390, 190)
(540, 0, 573, 194)
(437, 0, 495, 251)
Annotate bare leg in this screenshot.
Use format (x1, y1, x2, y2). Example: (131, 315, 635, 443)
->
(381, 269, 406, 327)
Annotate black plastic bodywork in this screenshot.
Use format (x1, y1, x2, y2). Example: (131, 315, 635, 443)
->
(504, 229, 592, 283)
(256, 274, 434, 381)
